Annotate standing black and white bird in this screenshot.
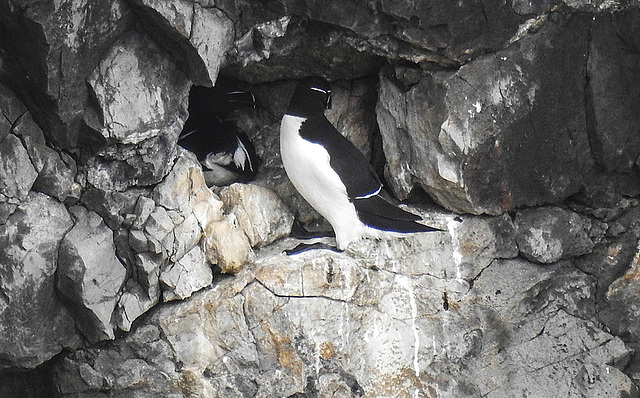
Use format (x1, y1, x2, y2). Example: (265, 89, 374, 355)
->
(280, 77, 440, 251)
(179, 77, 260, 186)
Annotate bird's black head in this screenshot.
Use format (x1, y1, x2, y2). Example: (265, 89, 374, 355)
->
(285, 77, 332, 117)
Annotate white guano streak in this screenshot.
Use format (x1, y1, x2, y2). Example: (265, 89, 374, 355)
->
(397, 275, 420, 378)
(447, 217, 463, 280)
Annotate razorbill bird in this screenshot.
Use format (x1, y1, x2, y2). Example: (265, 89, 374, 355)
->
(179, 78, 260, 186)
(280, 77, 440, 251)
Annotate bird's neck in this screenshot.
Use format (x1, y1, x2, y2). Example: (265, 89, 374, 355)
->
(285, 102, 326, 118)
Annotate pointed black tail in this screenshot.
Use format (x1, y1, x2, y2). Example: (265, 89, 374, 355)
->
(353, 194, 442, 233)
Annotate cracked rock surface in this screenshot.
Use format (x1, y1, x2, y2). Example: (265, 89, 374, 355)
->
(53, 230, 635, 397)
(1, 0, 640, 396)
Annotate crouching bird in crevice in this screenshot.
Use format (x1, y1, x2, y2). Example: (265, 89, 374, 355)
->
(280, 77, 441, 254)
(179, 77, 260, 186)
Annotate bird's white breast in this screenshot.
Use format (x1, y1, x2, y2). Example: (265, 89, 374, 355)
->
(280, 114, 372, 249)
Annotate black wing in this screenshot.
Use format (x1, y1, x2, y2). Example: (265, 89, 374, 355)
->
(299, 116, 381, 199)
(353, 194, 442, 232)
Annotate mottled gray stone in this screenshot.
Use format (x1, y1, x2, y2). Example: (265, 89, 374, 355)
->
(85, 29, 189, 191)
(0, 192, 81, 369)
(131, 0, 234, 86)
(0, 0, 132, 149)
(587, 10, 640, 173)
(325, 78, 378, 161)
(152, 150, 224, 223)
(51, 238, 635, 397)
(0, 82, 28, 141)
(15, 112, 78, 202)
(88, 32, 184, 145)
(57, 206, 127, 342)
(0, 133, 37, 202)
(605, 246, 640, 340)
(203, 213, 255, 274)
(131, 196, 156, 230)
(114, 280, 159, 332)
(515, 206, 594, 264)
(376, 16, 592, 215)
(159, 245, 212, 302)
(219, 183, 294, 248)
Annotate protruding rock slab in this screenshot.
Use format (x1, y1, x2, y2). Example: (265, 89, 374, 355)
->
(377, 16, 592, 215)
(85, 29, 189, 191)
(57, 206, 127, 343)
(131, 0, 234, 86)
(219, 183, 294, 248)
(0, 192, 81, 370)
(515, 206, 594, 264)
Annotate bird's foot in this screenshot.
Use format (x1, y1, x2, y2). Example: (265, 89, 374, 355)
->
(285, 242, 341, 255)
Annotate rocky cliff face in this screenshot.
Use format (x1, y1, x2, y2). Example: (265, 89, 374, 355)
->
(1, 0, 640, 397)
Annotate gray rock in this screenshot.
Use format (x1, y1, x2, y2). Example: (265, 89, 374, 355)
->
(605, 251, 640, 340)
(134, 252, 163, 299)
(159, 245, 212, 302)
(223, 0, 525, 80)
(219, 183, 294, 248)
(325, 78, 378, 161)
(203, 213, 255, 274)
(0, 0, 132, 148)
(0, 192, 81, 369)
(57, 206, 127, 342)
(515, 206, 594, 264)
(85, 29, 189, 190)
(131, 196, 156, 230)
(114, 281, 159, 332)
(0, 134, 38, 202)
(143, 205, 175, 255)
(224, 16, 387, 83)
(14, 112, 78, 202)
(376, 16, 592, 215)
(131, 0, 234, 86)
(3, 1, 640, 395)
(51, 238, 635, 397)
(152, 150, 224, 223)
(587, 10, 640, 173)
(0, 81, 28, 141)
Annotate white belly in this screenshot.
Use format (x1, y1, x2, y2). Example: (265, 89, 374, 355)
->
(280, 115, 375, 249)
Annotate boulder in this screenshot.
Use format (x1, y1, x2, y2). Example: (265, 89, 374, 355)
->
(515, 206, 594, 264)
(219, 183, 294, 248)
(0, 81, 27, 141)
(376, 15, 592, 215)
(57, 206, 127, 342)
(85, 29, 189, 191)
(203, 214, 255, 274)
(0, 192, 81, 369)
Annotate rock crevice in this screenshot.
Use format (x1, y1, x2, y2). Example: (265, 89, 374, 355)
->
(1, 0, 640, 397)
